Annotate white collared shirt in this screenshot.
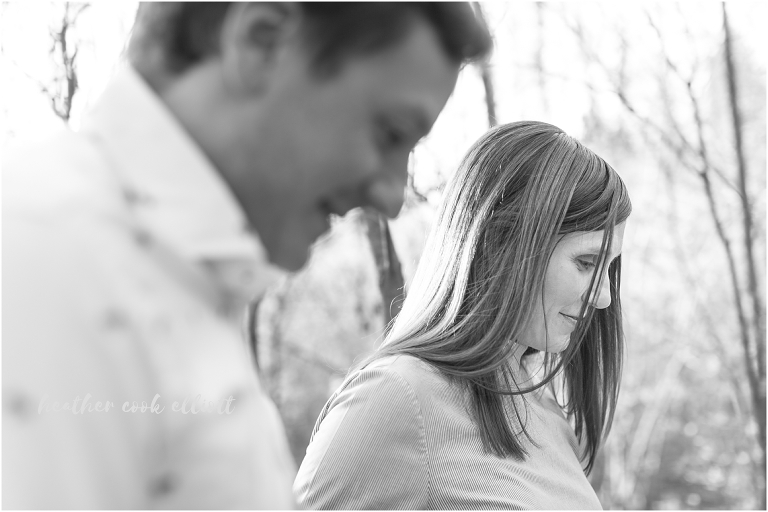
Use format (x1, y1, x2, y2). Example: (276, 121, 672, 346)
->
(2, 66, 295, 509)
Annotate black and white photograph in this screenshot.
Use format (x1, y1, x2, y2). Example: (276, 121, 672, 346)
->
(2, 2, 765, 509)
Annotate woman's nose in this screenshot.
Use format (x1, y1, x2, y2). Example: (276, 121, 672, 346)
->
(587, 272, 612, 309)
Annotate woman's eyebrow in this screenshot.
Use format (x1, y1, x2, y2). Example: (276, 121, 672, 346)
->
(579, 245, 622, 261)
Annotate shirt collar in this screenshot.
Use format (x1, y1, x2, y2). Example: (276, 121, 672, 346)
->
(79, 65, 285, 293)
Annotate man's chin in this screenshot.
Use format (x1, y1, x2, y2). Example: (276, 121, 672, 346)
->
(267, 243, 312, 273)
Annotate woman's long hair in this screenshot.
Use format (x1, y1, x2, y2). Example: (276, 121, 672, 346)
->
(367, 121, 632, 474)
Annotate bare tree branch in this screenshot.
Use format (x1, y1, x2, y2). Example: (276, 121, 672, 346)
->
(722, 3, 765, 381)
(571, 13, 758, 408)
(689, 85, 763, 461)
(662, 158, 752, 429)
(722, 7, 766, 501)
(566, 7, 765, 505)
(47, 2, 89, 122)
(567, 13, 740, 196)
(647, 12, 741, 195)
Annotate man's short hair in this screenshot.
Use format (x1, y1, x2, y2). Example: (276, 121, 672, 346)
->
(130, 2, 493, 76)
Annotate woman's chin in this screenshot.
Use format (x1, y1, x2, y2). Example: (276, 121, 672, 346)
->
(543, 336, 571, 354)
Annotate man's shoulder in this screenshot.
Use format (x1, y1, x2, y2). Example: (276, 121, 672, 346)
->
(3, 128, 140, 284)
(5, 127, 99, 175)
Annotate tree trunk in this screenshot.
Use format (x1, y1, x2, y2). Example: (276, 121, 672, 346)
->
(364, 209, 405, 329)
(473, 2, 497, 128)
(722, 5, 766, 506)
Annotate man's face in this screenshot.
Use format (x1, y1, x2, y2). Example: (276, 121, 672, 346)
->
(223, 17, 460, 271)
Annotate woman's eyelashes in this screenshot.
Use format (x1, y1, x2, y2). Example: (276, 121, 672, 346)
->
(575, 256, 597, 271)
(576, 253, 622, 273)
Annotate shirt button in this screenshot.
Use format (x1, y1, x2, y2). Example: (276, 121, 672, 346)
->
(148, 473, 177, 498)
(122, 187, 154, 206)
(134, 229, 153, 247)
(3, 390, 33, 419)
(103, 309, 130, 330)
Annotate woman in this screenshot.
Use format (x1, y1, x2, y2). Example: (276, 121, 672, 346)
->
(294, 121, 632, 509)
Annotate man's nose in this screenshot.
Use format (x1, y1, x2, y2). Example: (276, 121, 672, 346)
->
(365, 165, 408, 219)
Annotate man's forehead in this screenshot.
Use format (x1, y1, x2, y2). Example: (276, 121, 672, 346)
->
(307, 21, 459, 138)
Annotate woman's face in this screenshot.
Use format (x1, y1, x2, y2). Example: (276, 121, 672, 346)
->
(518, 222, 626, 353)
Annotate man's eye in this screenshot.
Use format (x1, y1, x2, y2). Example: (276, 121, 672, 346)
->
(381, 126, 406, 148)
(376, 116, 416, 151)
(387, 130, 404, 146)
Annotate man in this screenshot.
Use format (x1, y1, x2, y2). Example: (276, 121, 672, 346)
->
(3, 3, 491, 508)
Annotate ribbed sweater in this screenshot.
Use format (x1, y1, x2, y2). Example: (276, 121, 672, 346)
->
(294, 354, 602, 510)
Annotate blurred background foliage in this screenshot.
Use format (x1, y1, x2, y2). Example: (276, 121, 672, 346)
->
(2, 1, 765, 509)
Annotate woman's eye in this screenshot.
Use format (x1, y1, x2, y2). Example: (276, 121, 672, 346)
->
(577, 259, 596, 270)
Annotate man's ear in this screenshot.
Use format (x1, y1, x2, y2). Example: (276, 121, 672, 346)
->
(219, 2, 302, 94)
